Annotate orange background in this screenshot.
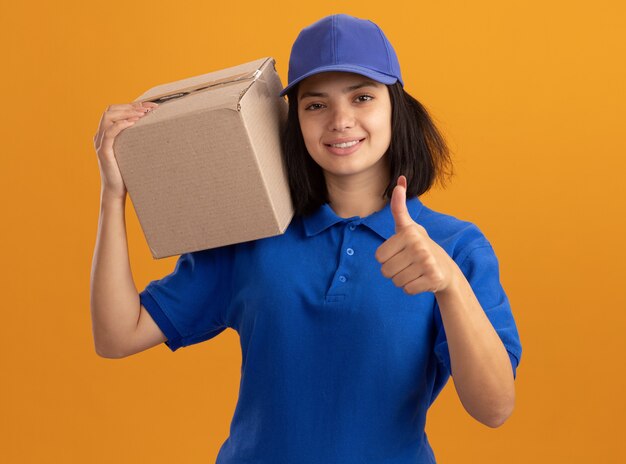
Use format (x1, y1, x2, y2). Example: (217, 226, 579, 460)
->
(1, 0, 624, 462)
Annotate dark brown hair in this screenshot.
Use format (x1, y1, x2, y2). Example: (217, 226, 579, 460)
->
(281, 82, 454, 217)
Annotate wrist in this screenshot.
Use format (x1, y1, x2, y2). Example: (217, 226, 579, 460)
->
(434, 259, 464, 299)
(100, 189, 127, 207)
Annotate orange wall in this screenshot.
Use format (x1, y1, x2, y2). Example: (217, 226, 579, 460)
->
(1, 0, 624, 462)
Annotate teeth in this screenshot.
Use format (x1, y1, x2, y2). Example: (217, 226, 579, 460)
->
(330, 140, 360, 148)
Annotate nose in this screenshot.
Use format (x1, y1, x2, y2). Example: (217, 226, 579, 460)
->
(327, 102, 355, 132)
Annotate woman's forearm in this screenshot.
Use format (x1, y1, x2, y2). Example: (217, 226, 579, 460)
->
(90, 190, 141, 358)
(434, 264, 516, 428)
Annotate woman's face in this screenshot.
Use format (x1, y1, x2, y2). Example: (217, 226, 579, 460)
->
(297, 71, 392, 182)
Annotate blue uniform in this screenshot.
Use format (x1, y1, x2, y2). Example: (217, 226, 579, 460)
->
(139, 196, 522, 463)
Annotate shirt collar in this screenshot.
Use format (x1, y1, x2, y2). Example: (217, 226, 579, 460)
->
(302, 196, 424, 240)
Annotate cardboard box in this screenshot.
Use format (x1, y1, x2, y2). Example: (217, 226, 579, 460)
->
(113, 57, 293, 259)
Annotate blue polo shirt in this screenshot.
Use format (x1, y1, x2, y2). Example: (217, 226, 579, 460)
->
(139, 196, 522, 464)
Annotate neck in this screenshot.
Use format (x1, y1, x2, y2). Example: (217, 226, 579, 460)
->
(324, 163, 390, 219)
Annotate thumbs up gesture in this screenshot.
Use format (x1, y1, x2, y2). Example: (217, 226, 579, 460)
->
(375, 175, 456, 296)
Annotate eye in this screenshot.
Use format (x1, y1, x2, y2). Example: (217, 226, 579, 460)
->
(303, 102, 325, 111)
(355, 94, 374, 103)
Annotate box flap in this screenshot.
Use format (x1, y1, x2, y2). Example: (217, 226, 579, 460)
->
(134, 57, 273, 106)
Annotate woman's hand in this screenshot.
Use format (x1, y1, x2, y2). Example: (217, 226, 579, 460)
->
(376, 175, 516, 426)
(92, 101, 159, 200)
(375, 175, 458, 295)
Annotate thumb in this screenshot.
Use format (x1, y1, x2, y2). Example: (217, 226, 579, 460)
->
(391, 175, 414, 232)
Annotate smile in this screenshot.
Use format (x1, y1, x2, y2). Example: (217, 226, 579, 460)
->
(324, 138, 365, 156)
(325, 138, 365, 147)
(328, 140, 360, 148)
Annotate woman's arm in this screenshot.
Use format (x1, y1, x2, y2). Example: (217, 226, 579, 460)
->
(90, 191, 168, 358)
(90, 102, 165, 358)
(375, 175, 515, 427)
(433, 265, 515, 427)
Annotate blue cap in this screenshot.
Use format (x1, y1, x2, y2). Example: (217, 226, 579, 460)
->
(280, 14, 403, 97)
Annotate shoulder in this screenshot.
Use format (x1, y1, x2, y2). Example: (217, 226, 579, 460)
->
(169, 244, 237, 279)
(197, 215, 308, 265)
(186, 215, 305, 257)
(415, 202, 492, 265)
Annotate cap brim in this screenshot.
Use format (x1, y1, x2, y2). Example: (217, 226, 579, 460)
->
(279, 65, 399, 97)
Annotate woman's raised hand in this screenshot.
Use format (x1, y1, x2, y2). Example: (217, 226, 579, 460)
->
(375, 175, 458, 296)
(92, 101, 159, 200)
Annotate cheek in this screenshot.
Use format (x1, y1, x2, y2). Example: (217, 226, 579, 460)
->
(367, 114, 392, 145)
(299, 118, 320, 147)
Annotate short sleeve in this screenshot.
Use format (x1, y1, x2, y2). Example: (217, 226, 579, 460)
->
(139, 245, 234, 352)
(433, 242, 522, 379)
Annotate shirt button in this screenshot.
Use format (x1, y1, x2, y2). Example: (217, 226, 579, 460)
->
(346, 248, 354, 256)
(349, 224, 356, 231)
(339, 275, 347, 283)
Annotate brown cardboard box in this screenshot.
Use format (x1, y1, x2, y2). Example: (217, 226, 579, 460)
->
(113, 57, 293, 259)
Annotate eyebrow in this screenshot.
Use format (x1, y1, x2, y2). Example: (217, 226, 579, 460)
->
(299, 80, 381, 100)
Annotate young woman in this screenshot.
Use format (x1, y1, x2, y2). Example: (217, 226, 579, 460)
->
(91, 14, 522, 464)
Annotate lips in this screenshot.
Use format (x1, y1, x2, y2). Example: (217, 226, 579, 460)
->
(324, 138, 365, 156)
(329, 140, 360, 148)
(324, 137, 365, 147)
